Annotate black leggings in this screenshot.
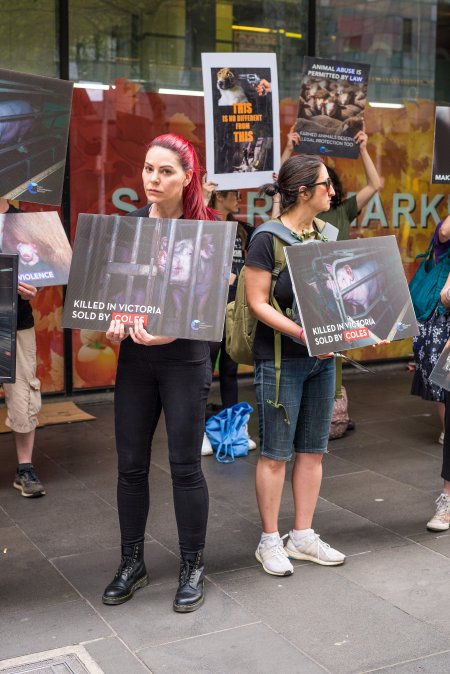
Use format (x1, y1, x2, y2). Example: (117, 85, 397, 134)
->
(114, 353, 211, 553)
(209, 333, 238, 408)
(443, 391, 450, 482)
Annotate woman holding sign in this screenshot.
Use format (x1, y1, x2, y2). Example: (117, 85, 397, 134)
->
(103, 134, 216, 613)
(245, 155, 346, 576)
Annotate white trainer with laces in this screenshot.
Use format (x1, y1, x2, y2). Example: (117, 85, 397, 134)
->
(283, 530, 345, 566)
(201, 433, 213, 456)
(427, 493, 450, 531)
(243, 423, 257, 450)
(255, 536, 294, 576)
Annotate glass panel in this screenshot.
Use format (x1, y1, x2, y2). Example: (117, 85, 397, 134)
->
(68, 0, 308, 96)
(0, 0, 58, 77)
(316, 0, 437, 104)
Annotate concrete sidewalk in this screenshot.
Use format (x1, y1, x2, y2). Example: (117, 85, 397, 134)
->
(1, 367, 450, 674)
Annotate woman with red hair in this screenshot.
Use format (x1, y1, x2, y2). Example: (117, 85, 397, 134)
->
(102, 134, 216, 613)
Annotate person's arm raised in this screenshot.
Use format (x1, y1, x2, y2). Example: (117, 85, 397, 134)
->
(354, 131, 382, 211)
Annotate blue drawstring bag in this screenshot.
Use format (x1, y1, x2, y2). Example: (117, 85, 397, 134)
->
(205, 402, 253, 463)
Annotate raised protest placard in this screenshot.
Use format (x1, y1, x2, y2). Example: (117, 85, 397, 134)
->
(294, 56, 370, 159)
(429, 338, 450, 391)
(431, 106, 450, 184)
(0, 253, 18, 383)
(202, 52, 280, 190)
(284, 236, 418, 357)
(63, 214, 237, 341)
(0, 68, 73, 205)
(0, 211, 72, 286)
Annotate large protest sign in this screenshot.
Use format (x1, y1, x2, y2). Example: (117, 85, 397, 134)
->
(429, 339, 450, 391)
(0, 68, 73, 205)
(431, 106, 450, 184)
(294, 56, 370, 159)
(285, 236, 418, 357)
(63, 214, 237, 341)
(202, 52, 280, 190)
(0, 211, 72, 286)
(0, 253, 18, 383)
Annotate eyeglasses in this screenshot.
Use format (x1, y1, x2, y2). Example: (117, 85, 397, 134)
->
(305, 177, 333, 190)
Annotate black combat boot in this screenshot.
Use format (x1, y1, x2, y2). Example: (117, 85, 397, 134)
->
(173, 550, 205, 613)
(102, 542, 148, 605)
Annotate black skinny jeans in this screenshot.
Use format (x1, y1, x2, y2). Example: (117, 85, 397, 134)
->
(114, 350, 211, 553)
(443, 391, 450, 482)
(209, 328, 238, 408)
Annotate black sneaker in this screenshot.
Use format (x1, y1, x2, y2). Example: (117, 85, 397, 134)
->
(13, 466, 46, 497)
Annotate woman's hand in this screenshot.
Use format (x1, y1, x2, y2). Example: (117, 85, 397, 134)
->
(317, 352, 335, 360)
(106, 318, 127, 345)
(18, 282, 38, 300)
(286, 124, 301, 151)
(129, 317, 175, 346)
(201, 173, 218, 206)
(354, 130, 368, 151)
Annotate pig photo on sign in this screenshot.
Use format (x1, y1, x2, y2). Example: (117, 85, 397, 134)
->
(325, 258, 385, 319)
(162, 234, 215, 322)
(0, 100, 36, 148)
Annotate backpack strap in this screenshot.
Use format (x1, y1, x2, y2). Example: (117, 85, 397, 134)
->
(251, 228, 294, 425)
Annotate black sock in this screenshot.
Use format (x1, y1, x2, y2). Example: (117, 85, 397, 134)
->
(17, 463, 33, 473)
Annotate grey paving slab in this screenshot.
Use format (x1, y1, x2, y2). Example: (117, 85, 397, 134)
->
(279, 506, 408, 558)
(53, 541, 179, 600)
(92, 579, 259, 651)
(409, 530, 450, 557)
(0, 473, 119, 557)
(319, 470, 437, 537)
(212, 563, 450, 674)
(332, 434, 443, 492)
(0, 601, 112, 661)
(139, 622, 326, 674)
(334, 544, 450, 634)
(0, 526, 77, 618)
(0, 505, 13, 528)
(85, 637, 151, 674)
(362, 651, 450, 673)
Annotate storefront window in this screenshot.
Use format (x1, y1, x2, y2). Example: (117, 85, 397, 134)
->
(316, 0, 437, 104)
(0, 1, 58, 77)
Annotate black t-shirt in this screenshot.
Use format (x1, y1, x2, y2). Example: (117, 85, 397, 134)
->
(229, 220, 253, 302)
(119, 204, 209, 362)
(5, 204, 34, 330)
(245, 232, 308, 360)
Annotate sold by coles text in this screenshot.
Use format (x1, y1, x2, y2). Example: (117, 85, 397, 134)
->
(72, 300, 162, 324)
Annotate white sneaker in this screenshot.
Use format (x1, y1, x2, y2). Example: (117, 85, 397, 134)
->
(201, 433, 213, 456)
(284, 530, 345, 566)
(438, 432, 445, 445)
(255, 535, 294, 576)
(427, 493, 450, 531)
(243, 423, 257, 450)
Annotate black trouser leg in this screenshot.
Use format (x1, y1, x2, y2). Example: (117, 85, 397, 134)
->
(442, 391, 450, 482)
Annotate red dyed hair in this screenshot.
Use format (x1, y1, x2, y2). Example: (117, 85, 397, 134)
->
(147, 134, 217, 221)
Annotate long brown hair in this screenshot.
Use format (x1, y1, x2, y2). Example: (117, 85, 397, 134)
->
(260, 155, 324, 214)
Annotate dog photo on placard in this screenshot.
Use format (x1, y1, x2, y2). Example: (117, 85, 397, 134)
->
(216, 68, 248, 106)
(211, 66, 274, 175)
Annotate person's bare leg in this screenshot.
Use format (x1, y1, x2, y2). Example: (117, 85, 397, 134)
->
(14, 429, 35, 464)
(291, 453, 323, 530)
(256, 456, 286, 533)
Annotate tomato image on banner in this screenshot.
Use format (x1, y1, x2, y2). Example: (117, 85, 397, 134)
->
(72, 329, 118, 389)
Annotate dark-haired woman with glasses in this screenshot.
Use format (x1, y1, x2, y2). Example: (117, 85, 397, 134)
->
(245, 155, 346, 576)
